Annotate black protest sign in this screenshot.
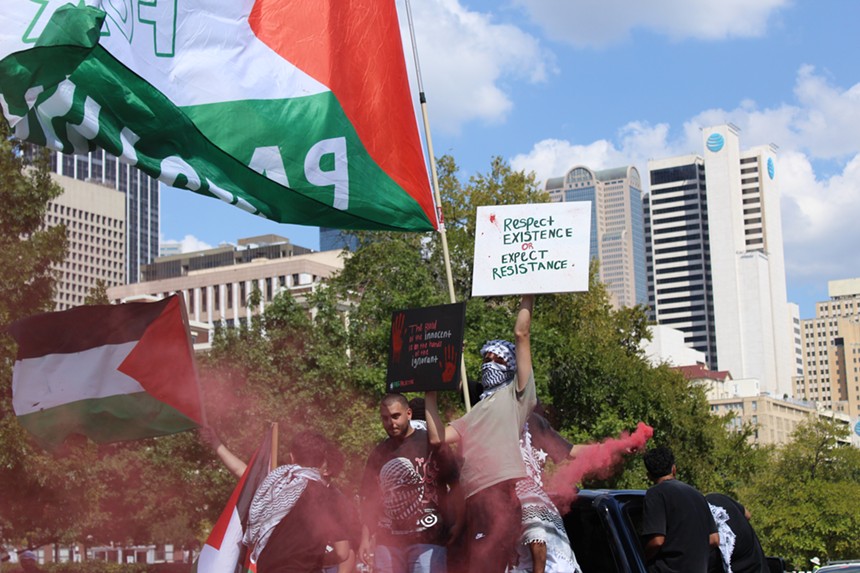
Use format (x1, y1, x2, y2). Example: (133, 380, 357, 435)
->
(386, 302, 465, 393)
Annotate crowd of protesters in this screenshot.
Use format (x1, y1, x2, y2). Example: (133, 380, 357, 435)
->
(199, 294, 770, 573)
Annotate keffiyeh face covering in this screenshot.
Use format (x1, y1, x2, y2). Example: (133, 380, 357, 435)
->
(480, 339, 516, 398)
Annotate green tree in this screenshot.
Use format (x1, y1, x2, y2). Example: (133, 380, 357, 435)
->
(541, 261, 754, 491)
(0, 127, 72, 547)
(741, 417, 860, 567)
(84, 279, 110, 305)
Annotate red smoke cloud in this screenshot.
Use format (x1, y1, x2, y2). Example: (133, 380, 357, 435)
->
(547, 422, 653, 510)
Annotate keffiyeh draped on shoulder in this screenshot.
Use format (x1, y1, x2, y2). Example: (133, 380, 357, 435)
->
(243, 464, 324, 563)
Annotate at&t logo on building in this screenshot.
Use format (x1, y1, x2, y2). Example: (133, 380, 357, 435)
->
(706, 132, 725, 153)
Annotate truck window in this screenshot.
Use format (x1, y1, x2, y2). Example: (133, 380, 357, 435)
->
(622, 499, 646, 557)
(565, 503, 625, 573)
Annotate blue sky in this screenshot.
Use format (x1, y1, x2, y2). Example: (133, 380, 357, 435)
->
(160, 0, 860, 319)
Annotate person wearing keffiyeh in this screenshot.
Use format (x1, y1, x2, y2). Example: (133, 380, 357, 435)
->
(477, 347, 582, 573)
(705, 493, 769, 573)
(247, 431, 353, 573)
(425, 295, 538, 573)
(200, 428, 353, 573)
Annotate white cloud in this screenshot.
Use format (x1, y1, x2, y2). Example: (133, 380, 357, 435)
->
(778, 151, 860, 281)
(677, 67, 860, 161)
(509, 66, 860, 302)
(511, 121, 675, 184)
(512, 0, 789, 48)
(161, 234, 213, 254)
(399, 0, 553, 134)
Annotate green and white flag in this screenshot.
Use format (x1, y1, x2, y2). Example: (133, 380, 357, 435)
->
(0, 0, 437, 232)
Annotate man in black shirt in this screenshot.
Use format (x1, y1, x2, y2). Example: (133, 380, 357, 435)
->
(245, 431, 351, 573)
(359, 393, 458, 573)
(706, 492, 768, 573)
(200, 428, 352, 573)
(641, 446, 719, 573)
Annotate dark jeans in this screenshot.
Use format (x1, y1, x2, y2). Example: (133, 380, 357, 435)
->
(465, 479, 522, 573)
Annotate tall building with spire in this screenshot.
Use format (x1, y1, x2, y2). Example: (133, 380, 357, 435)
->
(646, 125, 794, 397)
(545, 165, 647, 309)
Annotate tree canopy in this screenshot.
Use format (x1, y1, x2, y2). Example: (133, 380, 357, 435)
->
(740, 417, 860, 568)
(0, 125, 70, 547)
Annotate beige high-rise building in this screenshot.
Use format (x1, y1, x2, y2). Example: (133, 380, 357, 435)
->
(43, 173, 126, 310)
(793, 278, 860, 418)
(545, 165, 647, 309)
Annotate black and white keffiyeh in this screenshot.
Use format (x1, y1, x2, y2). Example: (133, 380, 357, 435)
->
(479, 339, 517, 399)
(708, 502, 736, 573)
(379, 456, 425, 525)
(480, 339, 517, 370)
(512, 423, 582, 573)
(243, 464, 324, 563)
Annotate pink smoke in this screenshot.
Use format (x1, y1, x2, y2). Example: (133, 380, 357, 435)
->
(547, 422, 653, 511)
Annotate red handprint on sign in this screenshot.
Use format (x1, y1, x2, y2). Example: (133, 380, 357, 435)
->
(441, 344, 457, 383)
(391, 312, 406, 362)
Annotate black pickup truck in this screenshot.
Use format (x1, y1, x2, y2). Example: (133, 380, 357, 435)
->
(562, 489, 786, 573)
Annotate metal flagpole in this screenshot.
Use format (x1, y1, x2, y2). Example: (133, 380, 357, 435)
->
(403, 0, 472, 411)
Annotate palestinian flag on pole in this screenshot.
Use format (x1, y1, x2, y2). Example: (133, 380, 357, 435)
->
(0, 1, 436, 232)
(196, 429, 273, 573)
(9, 296, 202, 450)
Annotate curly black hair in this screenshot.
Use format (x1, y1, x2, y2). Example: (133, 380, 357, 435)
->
(643, 445, 675, 479)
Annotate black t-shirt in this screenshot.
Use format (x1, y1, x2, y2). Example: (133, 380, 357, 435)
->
(705, 493, 768, 573)
(256, 480, 348, 573)
(359, 428, 458, 546)
(641, 479, 718, 573)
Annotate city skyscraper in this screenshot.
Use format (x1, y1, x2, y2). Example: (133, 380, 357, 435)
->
(645, 154, 715, 367)
(646, 125, 794, 396)
(545, 165, 647, 308)
(42, 174, 126, 310)
(794, 278, 860, 418)
(43, 148, 159, 284)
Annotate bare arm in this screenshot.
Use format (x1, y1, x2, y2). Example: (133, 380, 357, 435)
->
(358, 525, 374, 566)
(644, 534, 665, 562)
(198, 427, 247, 478)
(425, 391, 461, 446)
(709, 532, 720, 549)
(515, 295, 535, 392)
(446, 481, 465, 545)
(333, 541, 353, 573)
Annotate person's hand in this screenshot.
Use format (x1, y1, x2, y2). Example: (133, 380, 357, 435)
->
(358, 537, 374, 566)
(198, 426, 222, 451)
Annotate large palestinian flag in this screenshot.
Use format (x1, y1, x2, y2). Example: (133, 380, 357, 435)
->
(0, 1, 437, 232)
(9, 296, 202, 450)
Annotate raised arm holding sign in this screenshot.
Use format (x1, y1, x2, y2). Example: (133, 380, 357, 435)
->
(425, 295, 537, 573)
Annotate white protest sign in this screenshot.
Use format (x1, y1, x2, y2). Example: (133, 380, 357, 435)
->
(471, 202, 591, 297)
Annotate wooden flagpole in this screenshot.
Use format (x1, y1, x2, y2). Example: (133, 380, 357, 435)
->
(270, 422, 278, 471)
(404, 0, 471, 411)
